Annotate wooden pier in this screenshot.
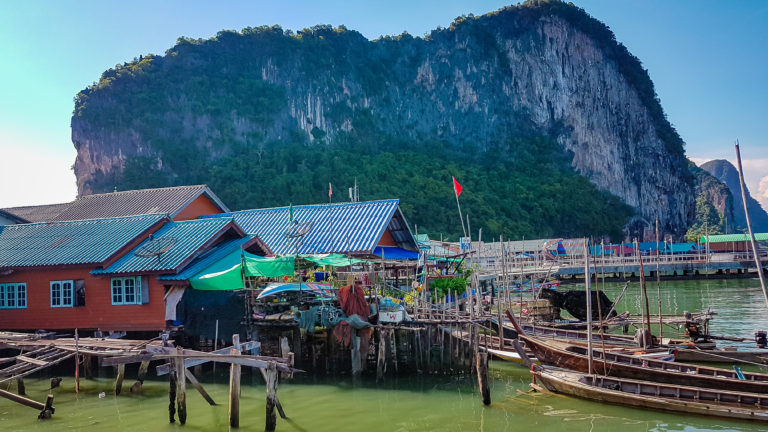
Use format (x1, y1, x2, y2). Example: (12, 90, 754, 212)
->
(0, 331, 298, 430)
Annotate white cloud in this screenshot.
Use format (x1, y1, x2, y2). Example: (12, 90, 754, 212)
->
(757, 176, 768, 213)
(0, 131, 77, 208)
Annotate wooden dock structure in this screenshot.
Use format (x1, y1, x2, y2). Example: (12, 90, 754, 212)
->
(0, 331, 298, 430)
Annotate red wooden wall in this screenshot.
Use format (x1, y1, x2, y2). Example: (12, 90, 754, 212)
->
(174, 194, 224, 221)
(0, 268, 167, 332)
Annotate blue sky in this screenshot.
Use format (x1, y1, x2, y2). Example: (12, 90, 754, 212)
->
(0, 0, 766, 208)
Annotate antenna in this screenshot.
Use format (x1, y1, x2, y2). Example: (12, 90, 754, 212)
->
(284, 220, 315, 254)
(133, 236, 178, 258)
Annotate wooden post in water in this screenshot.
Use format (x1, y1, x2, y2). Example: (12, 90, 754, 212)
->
(655, 220, 663, 340)
(114, 364, 125, 395)
(175, 346, 187, 424)
(391, 329, 399, 374)
(15, 349, 26, 396)
(40, 395, 54, 419)
(168, 360, 177, 423)
(74, 329, 80, 393)
(476, 351, 490, 405)
(264, 362, 279, 432)
(376, 328, 387, 382)
(229, 334, 241, 428)
(635, 238, 652, 346)
(131, 361, 150, 393)
(584, 238, 594, 376)
(351, 335, 362, 375)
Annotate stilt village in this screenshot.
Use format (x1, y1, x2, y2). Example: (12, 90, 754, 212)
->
(2, 177, 768, 430)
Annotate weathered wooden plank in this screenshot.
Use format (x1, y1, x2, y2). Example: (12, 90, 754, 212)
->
(101, 353, 153, 366)
(153, 341, 261, 375)
(175, 347, 187, 425)
(0, 387, 51, 415)
(155, 354, 299, 374)
(229, 335, 241, 429)
(184, 368, 216, 406)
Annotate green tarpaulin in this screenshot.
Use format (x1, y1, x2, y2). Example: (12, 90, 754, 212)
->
(299, 253, 366, 267)
(190, 249, 246, 291)
(244, 254, 295, 277)
(190, 252, 364, 291)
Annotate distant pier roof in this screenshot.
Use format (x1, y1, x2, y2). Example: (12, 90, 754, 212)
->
(701, 233, 768, 243)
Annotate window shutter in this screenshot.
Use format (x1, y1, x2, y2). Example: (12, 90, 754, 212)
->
(74, 280, 86, 307)
(141, 276, 149, 305)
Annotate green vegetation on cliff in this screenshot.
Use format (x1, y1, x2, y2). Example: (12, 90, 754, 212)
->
(72, 0, 688, 241)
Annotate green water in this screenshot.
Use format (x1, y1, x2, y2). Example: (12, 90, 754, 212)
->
(3, 279, 768, 432)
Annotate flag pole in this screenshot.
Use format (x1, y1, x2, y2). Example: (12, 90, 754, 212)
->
(455, 190, 467, 238)
(453, 177, 467, 238)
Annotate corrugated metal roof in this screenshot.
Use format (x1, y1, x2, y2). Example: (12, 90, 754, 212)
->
(701, 233, 768, 243)
(92, 217, 236, 275)
(158, 236, 253, 281)
(2, 202, 71, 223)
(213, 200, 411, 255)
(2, 185, 229, 224)
(0, 214, 167, 268)
(52, 185, 228, 222)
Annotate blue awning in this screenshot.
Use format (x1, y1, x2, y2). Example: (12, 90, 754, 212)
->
(373, 246, 419, 260)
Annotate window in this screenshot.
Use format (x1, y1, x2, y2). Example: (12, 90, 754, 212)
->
(111, 276, 143, 305)
(51, 280, 74, 307)
(0, 283, 27, 309)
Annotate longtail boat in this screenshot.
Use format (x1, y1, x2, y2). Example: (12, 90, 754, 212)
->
(507, 311, 768, 393)
(533, 367, 768, 422)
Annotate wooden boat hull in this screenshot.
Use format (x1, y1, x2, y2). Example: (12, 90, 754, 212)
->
(486, 348, 539, 365)
(505, 311, 768, 393)
(522, 334, 768, 393)
(674, 347, 768, 364)
(534, 367, 768, 422)
(496, 318, 716, 350)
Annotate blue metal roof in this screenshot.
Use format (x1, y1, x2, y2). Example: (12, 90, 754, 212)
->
(158, 236, 253, 281)
(92, 217, 237, 275)
(208, 199, 414, 255)
(0, 214, 166, 269)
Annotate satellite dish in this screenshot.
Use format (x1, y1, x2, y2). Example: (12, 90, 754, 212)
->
(134, 236, 178, 258)
(284, 221, 314, 239)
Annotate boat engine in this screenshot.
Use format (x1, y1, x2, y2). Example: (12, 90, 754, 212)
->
(755, 330, 767, 348)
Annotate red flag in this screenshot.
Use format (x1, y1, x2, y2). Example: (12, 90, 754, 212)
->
(452, 176, 463, 197)
(328, 183, 333, 198)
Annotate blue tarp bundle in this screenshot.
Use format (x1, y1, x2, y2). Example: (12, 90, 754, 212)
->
(373, 246, 419, 260)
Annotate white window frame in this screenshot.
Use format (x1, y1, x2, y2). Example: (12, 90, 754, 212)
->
(0, 283, 27, 309)
(50, 280, 74, 308)
(111, 276, 142, 305)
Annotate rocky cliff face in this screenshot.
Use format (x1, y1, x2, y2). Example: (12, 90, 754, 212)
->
(71, 1, 695, 235)
(690, 162, 735, 234)
(701, 159, 768, 232)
